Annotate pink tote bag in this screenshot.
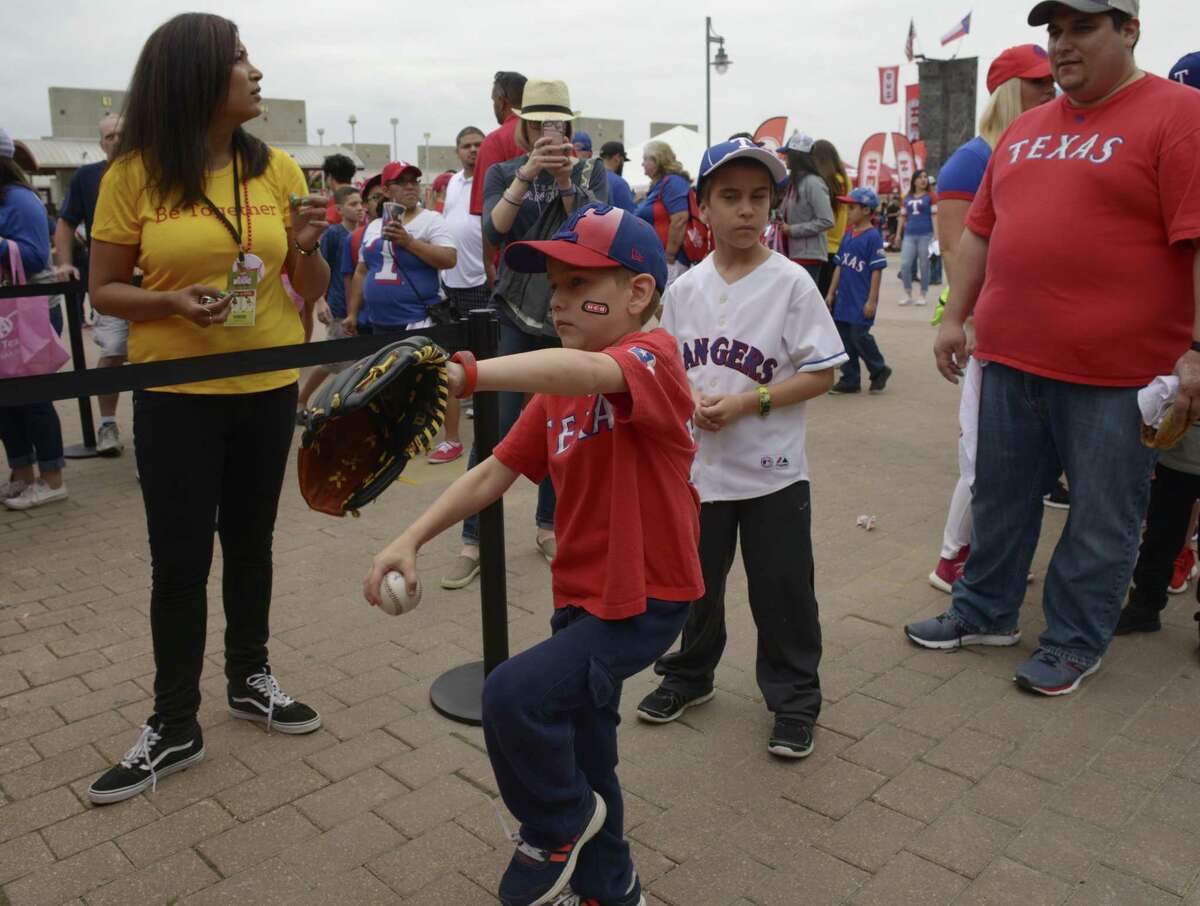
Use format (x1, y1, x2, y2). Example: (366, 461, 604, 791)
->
(0, 241, 71, 379)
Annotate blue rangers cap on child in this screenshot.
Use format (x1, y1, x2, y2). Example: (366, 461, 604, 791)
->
(1170, 52, 1200, 90)
(697, 137, 789, 189)
(505, 202, 669, 292)
(836, 186, 881, 211)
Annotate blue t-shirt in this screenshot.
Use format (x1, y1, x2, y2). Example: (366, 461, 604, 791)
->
(0, 185, 52, 275)
(936, 136, 992, 202)
(902, 193, 935, 236)
(833, 227, 888, 326)
(606, 169, 636, 213)
(59, 161, 107, 239)
(319, 223, 350, 319)
(636, 173, 690, 265)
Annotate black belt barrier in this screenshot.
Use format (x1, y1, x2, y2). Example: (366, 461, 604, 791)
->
(0, 280, 507, 726)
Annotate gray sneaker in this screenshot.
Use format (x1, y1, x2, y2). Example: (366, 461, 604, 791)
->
(96, 422, 124, 456)
(904, 611, 1020, 650)
(1014, 648, 1100, 696)
(440, 554, 480, 590)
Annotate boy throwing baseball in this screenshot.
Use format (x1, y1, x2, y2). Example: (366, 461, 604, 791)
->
(639, 139, 847, 759)
(365, 203, 701, 906)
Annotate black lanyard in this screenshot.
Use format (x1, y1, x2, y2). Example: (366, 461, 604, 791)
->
(201, 153, 244, 263)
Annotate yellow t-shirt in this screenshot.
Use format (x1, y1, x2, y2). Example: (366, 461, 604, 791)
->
(827, 173, 851, 255)
(92, 148, 307, 394)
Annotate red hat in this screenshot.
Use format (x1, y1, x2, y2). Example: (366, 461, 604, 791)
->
(987, 44, 1052, 94)
(432, 170, 454, 193)
(381, 160, 422, 184)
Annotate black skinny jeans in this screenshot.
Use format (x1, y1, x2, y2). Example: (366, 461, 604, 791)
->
(1130, 463, 1200, 613)
(134, 383, 297, 732)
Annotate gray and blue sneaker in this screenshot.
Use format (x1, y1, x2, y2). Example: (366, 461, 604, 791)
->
(1014, 648, 1100, 696)
(904, 611, 1020, 650)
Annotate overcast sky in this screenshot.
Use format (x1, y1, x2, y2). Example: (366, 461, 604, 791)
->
(4, 0, 1194, 165)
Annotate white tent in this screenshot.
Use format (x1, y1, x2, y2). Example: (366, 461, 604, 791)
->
(620, 126, 709, 195)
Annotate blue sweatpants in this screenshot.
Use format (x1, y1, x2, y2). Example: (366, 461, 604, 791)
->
(482, 599, 689, 902)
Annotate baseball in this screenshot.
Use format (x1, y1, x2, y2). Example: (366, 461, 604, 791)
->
(379, 571, 421, 615)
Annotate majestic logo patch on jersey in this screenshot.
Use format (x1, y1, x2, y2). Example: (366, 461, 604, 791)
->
(759, 455, 791, 469)
(682, 337, 778, 383)
(629, 346, 656, 372)
(582, 301, 610, 315)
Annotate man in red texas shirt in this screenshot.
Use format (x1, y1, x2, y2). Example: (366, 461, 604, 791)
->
(906, 0, 1200, 696)
(472, 71, 526, 284)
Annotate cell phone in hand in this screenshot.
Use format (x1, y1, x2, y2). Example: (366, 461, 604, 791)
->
(382, 202, 406, 224)
(541, 122, 566, 145)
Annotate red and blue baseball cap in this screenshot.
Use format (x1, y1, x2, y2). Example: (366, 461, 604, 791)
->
(504, 203, 668, 292)
(987, 44, 1052, 93)
(1170, 52, 1200, 90)
(836, 187, 881, 211)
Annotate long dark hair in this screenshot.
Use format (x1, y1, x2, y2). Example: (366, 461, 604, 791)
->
(811, 139, 848, 214)
(786, 149, 823, 190)
(116, 13, 269, 207)
(0, 157, 31, 205)
(907, 169, 930, 199)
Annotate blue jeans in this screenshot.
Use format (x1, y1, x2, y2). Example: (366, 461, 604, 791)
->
(835, 320, 886, 388)
(951, 363, 1155, 666)
(482, 599, 689, 902)
(462, 318, 558, 543)
(900, 233, 931, 296)
(0, 305, 65, 473)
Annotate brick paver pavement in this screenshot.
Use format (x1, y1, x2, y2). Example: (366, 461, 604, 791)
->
(3, 298, 1200, 905)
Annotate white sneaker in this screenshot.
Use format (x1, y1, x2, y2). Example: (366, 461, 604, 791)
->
(897, 297, 913, 306)
(3, 480, 68, 511)
(96, 422, 124, 456)
(0, 479, 29, 501)
(915, 298, 928, 306)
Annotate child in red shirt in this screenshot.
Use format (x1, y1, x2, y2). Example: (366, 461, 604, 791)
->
(365, 203, 702, 906)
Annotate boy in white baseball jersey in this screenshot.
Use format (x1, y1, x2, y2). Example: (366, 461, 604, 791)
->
(640, 139, 847, 757)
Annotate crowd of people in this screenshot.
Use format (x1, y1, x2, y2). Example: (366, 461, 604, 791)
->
(2, 1, 1200, 904)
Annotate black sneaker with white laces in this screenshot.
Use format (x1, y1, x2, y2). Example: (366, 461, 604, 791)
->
(228, 669, 321, 734)
(767, 718, 814, 759)
(88, 717, 205, 805)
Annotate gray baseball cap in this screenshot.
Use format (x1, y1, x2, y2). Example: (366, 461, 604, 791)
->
(1028, 0, 1138, 26)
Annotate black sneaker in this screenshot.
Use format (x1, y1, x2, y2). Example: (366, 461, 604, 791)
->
(828, 381, 861, 395)
(88, 718, 205, 805)
(635, 686, 715, 724)
(868, 366, 893, 394)
(768, 718, 814, 759)
(1043, 481, 1070, 509)
(228, 669, 321, 734)
(1115, 603, 1162, 635)
(499, 791, 606, 906)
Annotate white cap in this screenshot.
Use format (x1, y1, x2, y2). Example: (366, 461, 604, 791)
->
(784, 131, 815, 153)
(0, 128, 14, 159)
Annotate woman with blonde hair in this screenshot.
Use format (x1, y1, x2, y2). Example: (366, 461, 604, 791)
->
(637, 140, 692, 284)
(927, 44, 1055, 595)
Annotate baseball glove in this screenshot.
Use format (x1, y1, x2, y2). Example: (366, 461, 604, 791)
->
(298, 336, 449, 516)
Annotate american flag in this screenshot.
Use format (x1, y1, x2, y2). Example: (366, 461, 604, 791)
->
(905, 19, 916, 62)
(941, 12, 972, 46)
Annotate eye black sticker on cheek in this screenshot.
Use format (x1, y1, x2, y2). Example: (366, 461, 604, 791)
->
(582, 301, 610, 316)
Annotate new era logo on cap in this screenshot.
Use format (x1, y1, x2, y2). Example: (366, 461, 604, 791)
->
(503, 203, 669, 292)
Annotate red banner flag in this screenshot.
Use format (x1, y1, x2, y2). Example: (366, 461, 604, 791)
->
(912, 140, 928, 171)
(905, 84, 921, 141)
(751, 116, 789, 152)
(891, 133, 916, 196)
(878, 67, 900, 105)
(856, 133, 888, 193)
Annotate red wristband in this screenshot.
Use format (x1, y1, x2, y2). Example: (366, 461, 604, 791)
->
(450, 351, 478, 399)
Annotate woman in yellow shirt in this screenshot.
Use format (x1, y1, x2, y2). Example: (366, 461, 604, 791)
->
(86, 13, 330, 805)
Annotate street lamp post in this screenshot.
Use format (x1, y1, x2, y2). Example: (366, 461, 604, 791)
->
(348, 114, 358, 155)
(390, 117, 399, 161)
(705, 17, 733, 147)
(423, 131, 431, 171)
(316, 127, 324, 145)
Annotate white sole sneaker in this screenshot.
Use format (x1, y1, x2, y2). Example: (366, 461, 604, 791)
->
(905, 628, 1022, 650)
(87, 748, 206, 805)
(635, 689, 716, 724)
(529, 792, 608, 906)
(1015, 658, 1101, 697)
(228, 707, 322, 734)
(928, 571, 955, 594)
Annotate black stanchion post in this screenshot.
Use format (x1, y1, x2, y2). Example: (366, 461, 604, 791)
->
(61, 282, 99, 459)
(430, 310, 510, 725)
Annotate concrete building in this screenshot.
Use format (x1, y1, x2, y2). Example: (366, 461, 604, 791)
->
(16, 87, 366, 203)
(573, 117, 624, 150)
(917, 59, 979, 175)
(416, 145, 460, 178)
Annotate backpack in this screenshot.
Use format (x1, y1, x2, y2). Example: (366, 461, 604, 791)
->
(651, 177, 712, 265)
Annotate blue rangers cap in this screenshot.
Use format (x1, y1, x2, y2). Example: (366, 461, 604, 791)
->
(697, 138, 788, 189)
(1170, 52, 1200, 90)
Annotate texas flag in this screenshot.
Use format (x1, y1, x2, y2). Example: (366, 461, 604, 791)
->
(941, 12, 972, 46)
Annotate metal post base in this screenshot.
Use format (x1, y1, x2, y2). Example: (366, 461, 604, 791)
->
(63, 443, 100, 459)
(429, 660, 485, 726)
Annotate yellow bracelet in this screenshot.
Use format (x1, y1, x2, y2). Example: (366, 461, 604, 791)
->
(757, 386, 771, 417)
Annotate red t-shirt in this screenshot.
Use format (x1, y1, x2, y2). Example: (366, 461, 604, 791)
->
(966, 74, 1200, 387)
(469, 115, 521, 216)
(326, 198, 342, 226)
(493, 329, 703, 620)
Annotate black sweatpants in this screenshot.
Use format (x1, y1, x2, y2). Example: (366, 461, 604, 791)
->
(133, 383, 297, 732)
(654, 480, 823, 723)
(1130, 463, 1200, 613)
